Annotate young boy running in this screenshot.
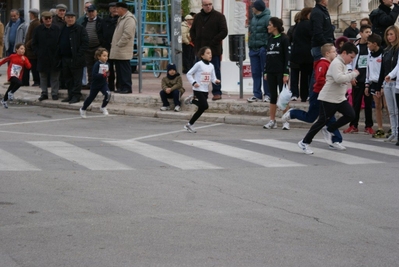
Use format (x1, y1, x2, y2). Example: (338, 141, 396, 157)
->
(298, 42, 359, 154)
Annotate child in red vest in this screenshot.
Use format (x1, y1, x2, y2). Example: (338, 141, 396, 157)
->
(0, 43, 31, 108)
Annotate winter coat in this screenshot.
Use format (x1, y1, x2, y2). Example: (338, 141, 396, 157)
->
(25, 18, 41, 59)
(248, 9, 271, 50)
(59, 23, 89, 68)
(110, 11, 136, 60)
(99, 14, 119, 52)
(52, 15, 66, 30)
(82, 16, 103, 48)
(32, 24, 61, 72)
(369, 4, 399, 45)
(181, 21, 191, 45)
(190, 8, 228, 55)
(310, 4, 334, 47)
(4, 19, 28, 53)
(0, 53, 31, 81)
(290, 19, 313, 64)
(161, 74, 185, 95)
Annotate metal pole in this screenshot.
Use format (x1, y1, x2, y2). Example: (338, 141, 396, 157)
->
(137, 0, 142, 93)
(238, 35, 244, 99)
(171, 0, 182, 73)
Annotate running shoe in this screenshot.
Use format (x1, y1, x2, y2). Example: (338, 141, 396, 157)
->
(298, 140, 313, 154)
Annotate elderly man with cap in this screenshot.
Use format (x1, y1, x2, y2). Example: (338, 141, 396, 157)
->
(99, 2, 119, 91)
(181, 14, 194, 74)
(58, 11, 89, 104)
(110, 2, 136, 94)
(32, 11, 62, 101)
(77, 1, 93, 25)
(24, 8, 41, 87)
(4, 9, 28, 57)
(52, 4, 67, 30)
(343, 20, 359, 39)
(247, 0, 271, 103)
(81, 4, 103, 89)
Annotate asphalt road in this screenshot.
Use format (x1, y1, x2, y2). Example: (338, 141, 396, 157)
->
(1, 105, 398, 267)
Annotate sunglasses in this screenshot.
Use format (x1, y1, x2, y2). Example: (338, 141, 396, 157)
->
(202, 3, 212, 6)
(44, 17, 52, 20)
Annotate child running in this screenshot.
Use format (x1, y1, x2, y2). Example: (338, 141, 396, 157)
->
(184, 46, 220, 133)
(0, 43, 31, 108)
(80, 48, 111, 118)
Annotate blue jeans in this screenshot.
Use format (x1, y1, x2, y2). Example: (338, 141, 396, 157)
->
(308, 46, 323, 94)
(210, 56, 222, 96)
(291, 91, 343, 143)
(249, 48, 270, 98)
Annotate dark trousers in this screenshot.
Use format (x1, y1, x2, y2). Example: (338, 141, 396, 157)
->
(303, 100, 355, 144)
(182, 44, 194, 73)
(29, 58, 40, 85)
(291, 63, 312, 101)
(3, 77, 22, 101)
(82, 84, 111, 110)
(107, 59, 117, 91)
(114, 60, 132, 92)
(189, 91, 209, 125)
(267, 73, 283, 104)
(62, 58, 83, 99)
(350, 82, 373, 128)
(160, 89, 181, 106)
(210, 56, 221, 96)
(84, 47, 99, 87)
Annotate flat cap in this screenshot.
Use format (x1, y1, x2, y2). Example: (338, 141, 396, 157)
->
(41, 11, 53, 17)
(65, 11, 76, 16)
(351, 20, 357, 24)
(109, 2, 117, 7)
(115, 2, 128, 8)
(56, 4, 67, 10)
(29, 8, 40, 16)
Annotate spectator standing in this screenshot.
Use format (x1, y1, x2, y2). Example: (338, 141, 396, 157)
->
(81, 5, 102, 89)
(77, 1, 93, 25)
(369, 0, 399, 47)
(159, 63, 185, 112)
(310, 0, 334, 61)
(59, 11, 89, 104)
(343, 20, 359, 39)
(52, 4, 67, 30)
(181, 14, 195, 74)
(4, 9, 28, 57)
(246, 0, 271, 103)
(32, 11, 62, 101)
(24, 8, 41, 87)
(290, 7, 313, 102)
(110, 2, 136, 94)
(0, 14, 4, 57)
(190, 0, 228, 101)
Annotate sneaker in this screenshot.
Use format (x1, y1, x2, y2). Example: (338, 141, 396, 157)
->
(8, 92, 14, 101)
(160, 106, 170, 111)
(79, 108, 86, 118)
(100, 107, 109, 115)
(174, 105, 181, 112)
(184, 123, 196, 133)
(321, 126, 333, 145)
(247, 96, 262, 102)
(1, 99, 8, 109)
(282, 121, 290, 130)
(329, 142, 346, 151)
(184, 94, 194, 105)
(343, 125, 358, 134)
(364, 127, 375, 135)
(372, 129, 385, 138)
(263, 95, 271, 102)
(281, 108, 293, 123)
(386, 129, 392, 138)
(384, 134, 396, 142)
(290, 96, 298, 101)
(263, 120, 277, 129)
(298, 140, 314, 154)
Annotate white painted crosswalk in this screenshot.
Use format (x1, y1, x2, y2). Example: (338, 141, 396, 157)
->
(0, 139, 397, 171)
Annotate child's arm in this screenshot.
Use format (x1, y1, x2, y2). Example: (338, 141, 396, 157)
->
(186, 63, 199, 86)
(161, 77, 168, 90)
(0, 56, 10, 66)
(23, 56, 31, 70)
(313, 61, 327, 92)
(170, 76, 183, 91)
(331, 61, 358, 84)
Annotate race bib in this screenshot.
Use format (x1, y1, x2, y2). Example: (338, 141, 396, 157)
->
(11, 64, 22, 78)
(99, 64, 109, 73)
(200, 72, 211, 85)
(357, 55, 368, 69)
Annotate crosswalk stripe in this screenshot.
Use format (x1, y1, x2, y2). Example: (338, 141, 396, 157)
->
(0, 149, 40, 171)
(28, 141, 133, 171)
(176, 140, 305, 167)
(247, 139, 383, 165)
(322, 139, 399, 157)
(106, 140, 222, 170)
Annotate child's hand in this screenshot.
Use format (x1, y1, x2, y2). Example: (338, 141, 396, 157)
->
(102, 70, 107, 78)
(352, 69, 359, 76)
(21, 56, 25, 61)
(283, 75, 289, 84)
(165, 88, 171, 94)
(194, 83, 200, 88)
(364, 87, 369, 96)
(263, 74, 267, 80)
(215, 79, 220, 84)
(385, 75, 391, 82)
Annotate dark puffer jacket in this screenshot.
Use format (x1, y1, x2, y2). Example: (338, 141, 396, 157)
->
(248, 9, 271, 50)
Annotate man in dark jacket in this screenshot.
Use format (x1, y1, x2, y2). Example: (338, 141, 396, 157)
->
(369, 0, 399, 47)
(190, 0, 228, 101)
(59, 11, 89, 104)
(343, 20, 359, 39)
(32, 11, 62, 101)
(52, 4, 67, 30)
(310, 0, 334, 61)
(24, 8, 41, 87)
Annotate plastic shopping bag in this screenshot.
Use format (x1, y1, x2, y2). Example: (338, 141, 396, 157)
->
(276, 83, 291, 110)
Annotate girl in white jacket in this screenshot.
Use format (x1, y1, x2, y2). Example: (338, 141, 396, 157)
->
(184, 46, 220, 133)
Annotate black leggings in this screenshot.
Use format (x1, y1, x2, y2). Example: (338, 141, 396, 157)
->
(189, 91, 209, 125)
(3, 77, 22, 101)
(267, 73, 283, 104)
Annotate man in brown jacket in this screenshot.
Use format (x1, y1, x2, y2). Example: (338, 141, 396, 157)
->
(24, 8, 41, 86)
(190, 0, 228, 100)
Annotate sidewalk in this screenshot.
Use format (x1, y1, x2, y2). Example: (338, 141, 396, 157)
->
(0, 65, 384, 129)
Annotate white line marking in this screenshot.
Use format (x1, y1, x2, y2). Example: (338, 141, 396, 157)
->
(107, 140, 222, 170)
(0, 115, 117, 127)
(176, 140, 305, 167)
(0, 149, 40, 171)
(28, 141, 133, 170)
(248, 139, 382, 165)
(0, 130, 120, 141)
(318, 139, 399, 157)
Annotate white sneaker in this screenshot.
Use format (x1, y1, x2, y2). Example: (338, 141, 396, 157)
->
(321, 126, 333, 145)
(384, 134, 397, 142)
(100, 107, 109, 115)
(263, 95, 271, 102)
(298, 140, 313, 154)
(1, 99, 8, 109)
(290, 96, 298, 101)
(184, 123, 196, 133)
(247, 96, 262, 102)
(8, 92, 14, 101)
(263, 120, 277, 129)
(281, 108, 293, 123)
(329, 142, 346, 150)
(79, 108, 86, 118)
(160, 106, 170, 111)
(174, 105, 181, 112)
(282, 121, 290, 130)
(184, 94, 194, 105)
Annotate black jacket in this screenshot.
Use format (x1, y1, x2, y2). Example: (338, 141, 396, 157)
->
(264, 34, 290, 75)
(98, 14, 119, 52)
(32, 24, 61, 72)
(370, 4, 399, 46)
(52, 15, 65, 30)
(310, 4, 334, 47)
(59, 23, 89, 68)
(290, 19, 312, 65)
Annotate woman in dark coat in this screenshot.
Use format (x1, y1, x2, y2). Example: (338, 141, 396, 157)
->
(290, 7, 313, 102)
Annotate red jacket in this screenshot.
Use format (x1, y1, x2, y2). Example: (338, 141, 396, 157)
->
(313, 58, 330, 93)
(0, 54, 31, 81)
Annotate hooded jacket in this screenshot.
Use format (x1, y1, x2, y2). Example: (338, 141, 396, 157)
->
(248, 8, 271, 50)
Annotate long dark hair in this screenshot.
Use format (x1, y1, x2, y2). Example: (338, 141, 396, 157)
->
(269, 17, 284, 33)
